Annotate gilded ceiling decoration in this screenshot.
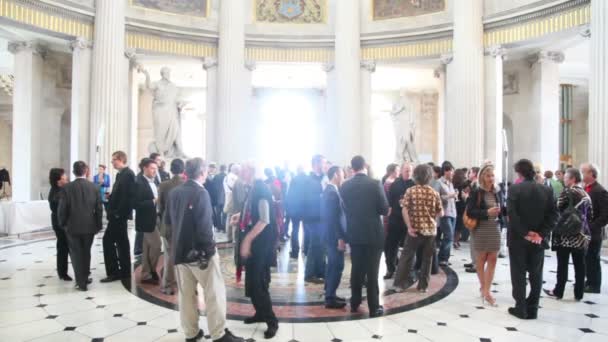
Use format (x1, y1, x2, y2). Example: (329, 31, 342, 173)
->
(373, 0, 445, 20)
(255, 0, 326, 24)
(131, 0, 208, 17)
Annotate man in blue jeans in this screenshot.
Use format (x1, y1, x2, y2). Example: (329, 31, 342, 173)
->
(438, 161, 458, 266)
(321, 166, 347, 309)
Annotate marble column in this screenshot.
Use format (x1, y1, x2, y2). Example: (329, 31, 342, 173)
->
(89, 0, 127, 170)
(528, 51, 564, 173)
(484, 45, 506, 181)
(323, 63, 337, 162)
(334, 0, 361, 165)
(436, 54, 452, 163)
(360, 60, 376, 162)
(69, 37, 92, 176)
(203, 57, 218, 162)
(589, 1, 608, 185)
(125, 49, 140, 172)
(217, 0, 246, 164)
(446, 0, 484, 167)
(8, 41, 44, 201)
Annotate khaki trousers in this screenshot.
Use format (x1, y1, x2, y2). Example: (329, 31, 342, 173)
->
(161, 237, 175, 291)
(141, 229, 162, 279)
(176, 254, 227, 340)
(225, 212, 236, 243)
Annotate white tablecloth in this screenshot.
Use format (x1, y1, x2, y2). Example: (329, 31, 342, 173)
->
(0, 200, 52, 235)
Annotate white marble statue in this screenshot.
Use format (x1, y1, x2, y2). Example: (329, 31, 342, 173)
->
(390, 90, 419, 163)
(138, 66, 186, 158)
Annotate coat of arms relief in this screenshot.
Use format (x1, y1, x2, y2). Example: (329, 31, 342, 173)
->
(256, 0, 326, 23)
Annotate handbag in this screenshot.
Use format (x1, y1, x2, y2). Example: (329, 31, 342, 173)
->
(554, 192, 587, 237)
(463, 191, 481, 231)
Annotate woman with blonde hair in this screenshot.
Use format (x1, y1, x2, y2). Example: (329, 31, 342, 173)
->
(465, 163, 505, 306)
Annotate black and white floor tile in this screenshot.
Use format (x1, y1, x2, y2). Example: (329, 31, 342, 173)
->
(0, 230, 607, 342)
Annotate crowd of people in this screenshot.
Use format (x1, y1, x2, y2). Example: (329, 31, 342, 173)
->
(46, 149, 607, 341)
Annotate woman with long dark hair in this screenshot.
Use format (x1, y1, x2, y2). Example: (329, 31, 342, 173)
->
(48, 168, 71, 281)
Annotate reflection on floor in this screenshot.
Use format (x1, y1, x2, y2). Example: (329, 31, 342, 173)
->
(0, 226, 607, 341)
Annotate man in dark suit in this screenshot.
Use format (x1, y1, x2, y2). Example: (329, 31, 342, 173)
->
(340, 156, 389, 317)
(150, 153, 170, 184)
(303, 155, 327, 284)
(102, 151, 136, 283)
(134, 158, 162, 284)
(58, 161, 103, 291)
(286, 166, 308, 258)
(322, 166, 347, 309)
(213, 165, 227, 232)
(384, 163, 415, 279)
(507, 159, 558, 319)
(581, 163, 608, 294)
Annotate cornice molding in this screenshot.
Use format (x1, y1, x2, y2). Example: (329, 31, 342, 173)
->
(483, 0, 589, 31)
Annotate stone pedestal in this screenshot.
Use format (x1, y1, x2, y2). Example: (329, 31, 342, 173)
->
(446, 0, 484, 167)
(529, 51, 563, 172)
(203, 57, 218, 162)
(589, 1, 608, 185)
(90, 0, 127, 171)
(484, 46, 506, 181)
(69, 37, 92, 175)
(9, 41, 44, 201)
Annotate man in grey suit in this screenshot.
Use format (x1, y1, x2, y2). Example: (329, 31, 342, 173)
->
(58, 161, 103, 291)
(340, 156, 389, 317)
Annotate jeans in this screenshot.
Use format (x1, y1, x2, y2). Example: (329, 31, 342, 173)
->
(438, 216, 456, 262)
(585, 239, 602, 290)
(554, 246, 586, 299)
(290, 217, 303, 255)
(304, 222, 326, 279)
(325, 244, 344, 303)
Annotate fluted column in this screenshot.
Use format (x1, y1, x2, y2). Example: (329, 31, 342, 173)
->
(8, 41, 44, 201)
(125, 49, 140, 171)
(589, 1, 608, 185)
(334, 0, 361, 165)
(528, 51, 564, 172)
(446, 0, 484, 167)
(90, 0, 127, 171)
(217, 0, 246, 164)
(203, 57, 218, 161)
(70, 38, 92, 176)
(360, 60, 376, 162)
(436, 53, 452, 163)
(484, 45, 506, 181)
(323, 63, 337, 161)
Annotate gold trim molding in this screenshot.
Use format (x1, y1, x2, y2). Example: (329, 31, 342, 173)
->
(484, 4, 590, 46)
(362, 39, 453, 61)
(126, 33, 217, 57)
(0, 0, 92, 39)
(245, 47, 333, 63)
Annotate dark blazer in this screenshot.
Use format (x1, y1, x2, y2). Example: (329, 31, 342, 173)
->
(107, 167, 136, 221)
(286, 172, 308, 218)
(158, 175, 185, 240)
(159, 170, 171, 183)
(340, 173, 389, 247)
(165, 180, 216, 265)
(48, 186, 63, 230)
(134, 174, 158, 233)
(321, 184, 347, 246)
(388, 177, 415, 227)
(301, 172, 324, 222)
(58, 178, 103, 235)
(465, 187, 507, 226)
(507, 180, 558, 247)
(587, 182, 608, 241)
(213, 172, 226, 207)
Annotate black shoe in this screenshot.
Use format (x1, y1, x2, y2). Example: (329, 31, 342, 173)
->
(526, 308, 538, 320)
(86, 278, 93, 285)
(543, 289, 562, 299)
(336, 296, 347, 303)
(508, 307, 528, 320)
(325, 301, 347, 309)
(152, 272, 160, 281)
(264, 323, 278, 339)
(370, 306, 384, 318)
(59, 275, 73, 281)
(305, 277, 324, 285)
(186, 329, 204, 342)
(383, 272, 394, 280)
(464, 263, 474, 268)
(75, 284, 88, 291)
(350, 305, 360, 313)
(214, 329, 244, 342)
(465, 267, 477, 273)
(584, 286, 601, 294)
(100, 275, 121, 283)
(243, 316, 264, 325)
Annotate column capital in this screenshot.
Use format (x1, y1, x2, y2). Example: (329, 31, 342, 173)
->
(322, 63, 335, 72)
(203, 57, 218, 70)
(487, 45, 507, 58)
(439, 53, 453, 65)
(528, 51, 565, 67)
(433, 66, 445, 78)
(124, 48, 139, 61)
(244, 60, 256, 71)
(8, 41, 46, 57)
(579, 24, 591, 39)
(70, 37, 92, 51)
(360, 60, 376, 73)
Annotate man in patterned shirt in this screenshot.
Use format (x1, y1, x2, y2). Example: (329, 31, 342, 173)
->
(393, 164, 443, 292)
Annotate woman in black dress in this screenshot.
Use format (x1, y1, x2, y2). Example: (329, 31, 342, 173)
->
(48, 168, 71, 281)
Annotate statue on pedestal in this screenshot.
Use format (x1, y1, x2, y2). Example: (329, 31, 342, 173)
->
(138, 66, 186, 158)
(390, 90, 419, 163)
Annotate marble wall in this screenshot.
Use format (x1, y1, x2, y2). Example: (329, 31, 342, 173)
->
(131, 0, 208, 17)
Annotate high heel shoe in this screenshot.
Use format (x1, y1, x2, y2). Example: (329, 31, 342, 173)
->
(483, 294, 498, 307)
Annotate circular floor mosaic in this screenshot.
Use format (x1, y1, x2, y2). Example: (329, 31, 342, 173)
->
(126, 243, 458, 323)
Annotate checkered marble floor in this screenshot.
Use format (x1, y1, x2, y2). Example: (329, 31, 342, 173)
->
(0, 229, 607, 342)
